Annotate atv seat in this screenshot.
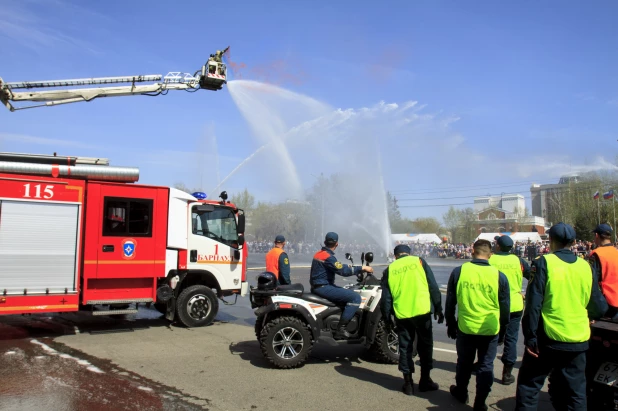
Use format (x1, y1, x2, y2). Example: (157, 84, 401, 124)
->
(301, 293, 336, 307)
(276, 283, 304, 294)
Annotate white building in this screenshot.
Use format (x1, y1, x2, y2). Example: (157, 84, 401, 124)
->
(473, 194, 526, 214)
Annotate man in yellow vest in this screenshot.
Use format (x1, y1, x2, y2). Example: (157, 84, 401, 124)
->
(265, 235, 291, 285)
(381, 244, 444, 396)
(515, 222, 608, 410)
(446, 239, 510, 411)
(489, 235, 531, 385)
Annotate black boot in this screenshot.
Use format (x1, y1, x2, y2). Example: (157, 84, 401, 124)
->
(473, 395, 489, 411)
(418, 368, 439, 392)
(333, 318, 351, 339)
(402, 373, 414, 396)
(449, 385, 469, 404)
(502, 364, 515, 385)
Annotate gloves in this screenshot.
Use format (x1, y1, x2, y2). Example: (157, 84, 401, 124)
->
(447, 322, 458, 340)
(434, 310, 445, 324)
(385, 316, 396, 333)
(498, 327, 505, 345)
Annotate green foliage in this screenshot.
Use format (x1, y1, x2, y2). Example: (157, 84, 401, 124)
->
(442, 206, 478, 243)
(230, 188, 256, 211)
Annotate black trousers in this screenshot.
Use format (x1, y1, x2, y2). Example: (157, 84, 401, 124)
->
(396, 313, 433, 375)
(455, 332, 499, 399)
(515, 347, 587, 411)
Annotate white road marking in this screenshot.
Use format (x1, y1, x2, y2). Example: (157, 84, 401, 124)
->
(31, 339, 105, 374)
(434, 347, 457, 354)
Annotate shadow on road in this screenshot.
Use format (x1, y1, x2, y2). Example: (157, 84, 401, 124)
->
(0, 306, 240, 342)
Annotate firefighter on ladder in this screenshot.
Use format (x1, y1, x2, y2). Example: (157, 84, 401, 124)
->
(265, 235, 291, 286)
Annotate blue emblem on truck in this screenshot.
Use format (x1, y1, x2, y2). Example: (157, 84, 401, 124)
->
(122, 240, 135, 259)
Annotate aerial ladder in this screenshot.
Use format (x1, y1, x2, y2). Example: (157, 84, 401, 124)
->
(0, 47, 229, 112)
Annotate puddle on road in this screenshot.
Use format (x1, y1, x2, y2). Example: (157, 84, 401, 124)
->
(0, 337, 209, 411)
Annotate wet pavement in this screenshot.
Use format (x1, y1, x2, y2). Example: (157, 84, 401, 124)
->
(0, 315, 210, 411)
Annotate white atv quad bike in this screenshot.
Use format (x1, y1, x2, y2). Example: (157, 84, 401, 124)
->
(250, 252, 415, 369)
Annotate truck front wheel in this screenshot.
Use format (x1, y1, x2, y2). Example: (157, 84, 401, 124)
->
(176, 285, 219, 327)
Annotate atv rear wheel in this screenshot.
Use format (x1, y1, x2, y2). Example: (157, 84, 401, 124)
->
(368, 319, 399, 364)
(259, 316, 313, 369)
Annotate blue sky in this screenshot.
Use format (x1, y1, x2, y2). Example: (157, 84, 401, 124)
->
(1, 0, 618, 221)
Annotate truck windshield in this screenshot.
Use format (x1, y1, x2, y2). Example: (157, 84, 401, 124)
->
(192, 206, 238, 246)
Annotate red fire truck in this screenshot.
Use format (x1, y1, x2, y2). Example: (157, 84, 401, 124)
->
(0, 50, 249, 327)
(0, 152, 248, 327)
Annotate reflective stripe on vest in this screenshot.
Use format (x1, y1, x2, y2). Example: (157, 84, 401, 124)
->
(542, 254, 592, 343)
(489, 254, 524, 312)
(456, 262, 500, 336)
(590, 246, 618, 307)
(387, 255, 431, 319)
(265, 247, 284, 278)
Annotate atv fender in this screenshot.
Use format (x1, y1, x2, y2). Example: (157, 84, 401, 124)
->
(364, 306, 384, 347)
(255, 303, 320, 340)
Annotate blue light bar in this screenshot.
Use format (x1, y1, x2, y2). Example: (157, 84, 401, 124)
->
(192, 192, 207, 200)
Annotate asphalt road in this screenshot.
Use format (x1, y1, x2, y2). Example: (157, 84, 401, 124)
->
(0, 257, 542, 411)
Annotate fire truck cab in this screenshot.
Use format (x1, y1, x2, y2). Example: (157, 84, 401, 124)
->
(0, 152, 248, 327)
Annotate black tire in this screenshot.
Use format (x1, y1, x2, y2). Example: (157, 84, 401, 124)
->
(154, 303, 167, 315)
(368, 319, 399, 364)
(176, 285, 219, 327)
(259, 316, 313, 369)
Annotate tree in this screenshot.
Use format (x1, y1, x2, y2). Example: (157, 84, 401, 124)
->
(230, 188, 256, 212)
(410, 217, 443, 234)
(442, 206, 478, 243)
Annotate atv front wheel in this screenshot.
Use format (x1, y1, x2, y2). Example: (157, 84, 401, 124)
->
(368, 319, 399, 364)
(259, 316, 313, 369)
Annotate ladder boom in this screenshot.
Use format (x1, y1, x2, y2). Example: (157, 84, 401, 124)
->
(0, 49, 229, 112)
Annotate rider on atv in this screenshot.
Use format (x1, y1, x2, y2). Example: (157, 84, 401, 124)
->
(309, 232, 374, 339)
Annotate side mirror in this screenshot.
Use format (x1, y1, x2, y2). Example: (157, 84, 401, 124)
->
(237, 236, 245, 246)
(365, 252, 374, 264)
(237, 213, 246, 233)
(234, 249, 241, 260)
(345, 253, 352, 261)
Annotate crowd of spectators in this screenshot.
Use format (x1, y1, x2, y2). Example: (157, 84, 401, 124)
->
(248, 237, 600, 263)
(246, 240, 388, 259)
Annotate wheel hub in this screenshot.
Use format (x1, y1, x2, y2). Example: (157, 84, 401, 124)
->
(187, 294, 211, 321)
(388, 330, 399, 355)
(273, 327, 304, 359)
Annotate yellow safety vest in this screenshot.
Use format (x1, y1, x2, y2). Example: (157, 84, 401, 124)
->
(542, 254, 592, 343)
(489, 254, 524, 312)
(387, 256, 431, 319)
(457, 262, 501, 336)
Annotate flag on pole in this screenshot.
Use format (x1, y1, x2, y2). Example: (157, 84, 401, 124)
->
(593, 190, 600, 200)
(603, 190, 614, 200)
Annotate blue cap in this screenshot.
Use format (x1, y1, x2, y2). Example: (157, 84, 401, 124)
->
(593, 224, 613, 236)
(275, 235, 285, 243)
(494, 235, 514, 249)
(548, 222, 576, 243)
(394, 244, 411, 255)
(325, 232, 339, 242)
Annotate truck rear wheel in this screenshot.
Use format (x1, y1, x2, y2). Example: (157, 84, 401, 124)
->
(368, 319, 399, 364)
(259, 316, 313, 369)
(176, 285, 218, 327)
